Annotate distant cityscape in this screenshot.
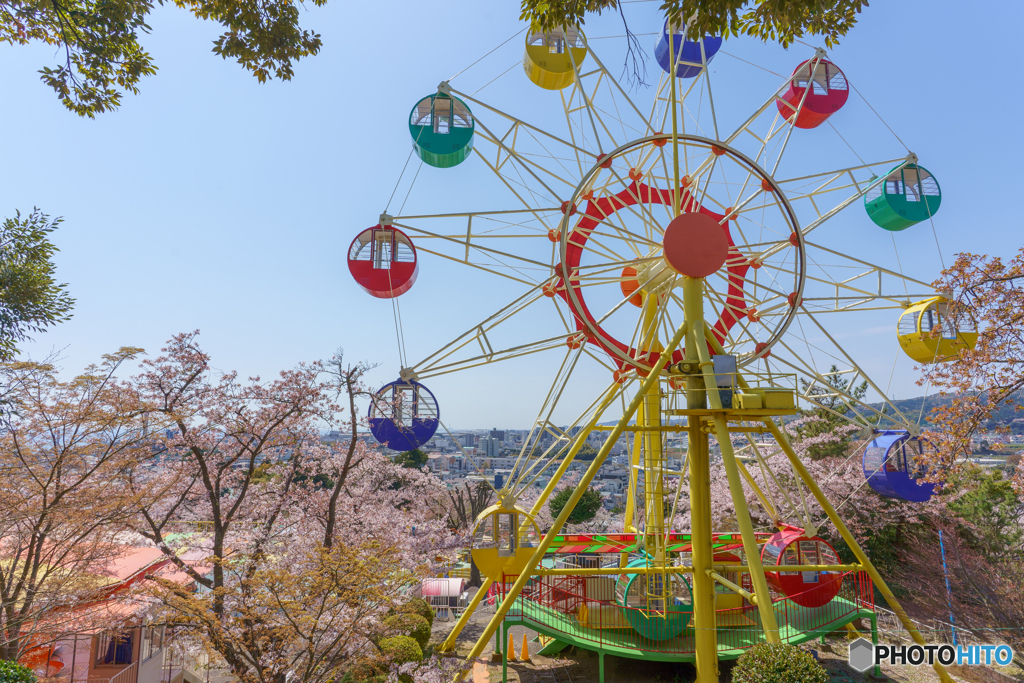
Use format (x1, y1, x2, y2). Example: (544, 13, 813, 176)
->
(325, 426, 762, 512)
(324, 397, 1022, 512)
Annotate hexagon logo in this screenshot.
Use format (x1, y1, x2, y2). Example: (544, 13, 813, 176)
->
(849, 637, 874, 672)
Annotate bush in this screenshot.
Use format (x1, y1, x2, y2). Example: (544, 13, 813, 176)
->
(0, 662, 37, 683)
(384, 612, 431, 649)
(548, 485, 602, 524)
(397, 596, 434, 628)
(379, 635, 423, 666)
(731, 643, 829, 683)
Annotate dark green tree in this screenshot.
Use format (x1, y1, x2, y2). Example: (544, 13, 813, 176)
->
(549, 484, 603, 524)
(0, 209, 74, 362)
(520, 0, 866, 50)
(394, 448, 428, 469)
(798, 364, 867, 460)
(947, 467, 1024, 563)
(2, 0, 330, 117)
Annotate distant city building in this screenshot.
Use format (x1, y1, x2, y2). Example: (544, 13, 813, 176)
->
(461, 434, 476, 448)
(481, 436, 500, 458)
(490, 428, 505, 441)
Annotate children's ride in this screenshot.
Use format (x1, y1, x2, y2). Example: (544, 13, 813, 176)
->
(348, 20, 958, 683)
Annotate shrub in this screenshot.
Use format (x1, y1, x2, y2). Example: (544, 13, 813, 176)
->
(0, 662, 37, 683)
(548, 485, 602, 524)
(732, 643, 829, 683)
(379, 635, 423, 666)
(397, 597, 434, 628)
(384, 612, 431, 649)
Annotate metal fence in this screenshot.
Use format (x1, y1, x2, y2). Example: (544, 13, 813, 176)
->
(498, 570, 874, 655)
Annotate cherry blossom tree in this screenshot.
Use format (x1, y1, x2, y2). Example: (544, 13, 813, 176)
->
(0, 349, 151, 660)
(121, 333, 456, 683)
(918, 248, 1024, 493)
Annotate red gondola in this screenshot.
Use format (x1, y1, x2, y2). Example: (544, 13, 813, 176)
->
(347, 226, 419, 299)
(761, 525, 843, 608)
(776, 59, 849, 129)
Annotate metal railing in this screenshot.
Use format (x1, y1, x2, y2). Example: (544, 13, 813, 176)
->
(87, 661, 138, 683)
(498, 570, 874, 655)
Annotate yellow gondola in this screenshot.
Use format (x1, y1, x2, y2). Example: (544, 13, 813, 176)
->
(470, 504, 540, 581)
(523, 27, 587, 90)
(896, 296, 977, 363)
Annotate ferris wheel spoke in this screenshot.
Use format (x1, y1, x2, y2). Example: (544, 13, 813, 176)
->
(699, 286, 772, 353)
(720, 57, 809, 149)
(775, 157, 909, 188)
(571, 255, 661, 274)
(415, 335, 574, 379)
(564, 57, 610, 152)
(762, 55, 834, 175)
(412, 245, 541, 286)
(518, 126, 594, 190)
(511, 378, 631, 499)
(695, 39, 720, 141)
(408, 287, 568, 379)
(583, 223, 662, 252)
(474, 123, 577, 197)
(600, 176, 668, 245)
(507, 343, 587, 488)
(756, 258, 925, 310)
(803, 241, 936, 291)
(391, 221, 549, 270)
(796, 309, 919, 426)
(768, 348, 894, 430)
(468, 150, 565, 232)
(579, 38, 657, 138)
(558, 89, 590, 179)
(577, 200, 652, 259)
(450, 87, 596, 159)
(571, 228, 638, 263)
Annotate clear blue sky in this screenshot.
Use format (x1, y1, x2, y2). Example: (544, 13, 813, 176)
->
(2, 0, 1021, 430)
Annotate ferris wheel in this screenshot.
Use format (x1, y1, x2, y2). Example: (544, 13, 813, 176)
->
(346, 17, 968, 683)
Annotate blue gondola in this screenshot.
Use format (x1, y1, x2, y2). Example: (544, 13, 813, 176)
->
(654, 21, 722, 78)
(368, 379, 439, 451)
(863, 430, 937, 502)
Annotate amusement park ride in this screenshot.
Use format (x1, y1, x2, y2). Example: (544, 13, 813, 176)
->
(346, 16, 975, 683)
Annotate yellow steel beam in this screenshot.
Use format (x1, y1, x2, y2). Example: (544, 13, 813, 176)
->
(682, 277, 718, 683)
(527, 382, 621, 518)
(438, 576, 493, 653)
(691, 325, 780, 643)
(460, 320, 691, 669)
(707, 570, 757, 605)
(736, 458, 779, 523)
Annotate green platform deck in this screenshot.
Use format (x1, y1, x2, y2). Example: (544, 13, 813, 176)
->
(497, 596, 877, 682)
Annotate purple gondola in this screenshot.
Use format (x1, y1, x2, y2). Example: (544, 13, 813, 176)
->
(863, 430, 937, 502)
(654, 21, 722, 79)
(368, 379, 440, 452)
